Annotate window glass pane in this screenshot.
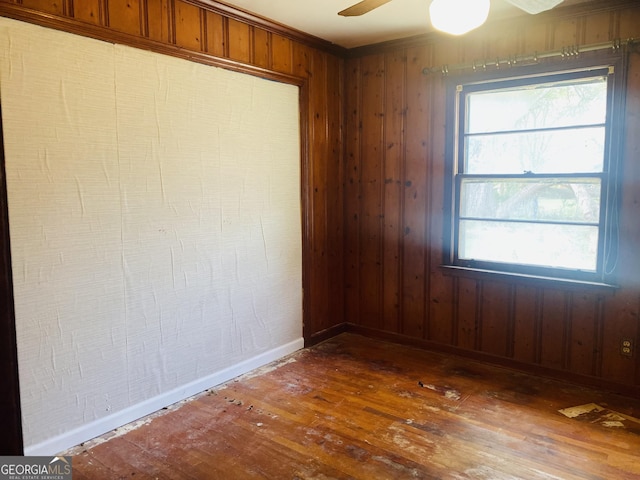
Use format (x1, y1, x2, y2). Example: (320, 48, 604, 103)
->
(460, 178, 601, 223)
(466, 77, 607, 134)
(459, 220, 598, 271)
(465, 127, 605, 174)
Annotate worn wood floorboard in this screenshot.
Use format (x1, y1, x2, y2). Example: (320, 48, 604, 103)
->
(65, 333, 640, 479)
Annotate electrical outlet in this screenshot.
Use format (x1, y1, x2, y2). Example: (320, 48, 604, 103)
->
(621, 338, 633, 357)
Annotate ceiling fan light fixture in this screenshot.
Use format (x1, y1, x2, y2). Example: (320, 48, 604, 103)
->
(429, 0, 491, 35)
(505, 0, 564, 14)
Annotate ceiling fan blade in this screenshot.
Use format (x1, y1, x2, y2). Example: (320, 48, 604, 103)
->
(338, 0, 394, 17)
(506, 0, 564, 14)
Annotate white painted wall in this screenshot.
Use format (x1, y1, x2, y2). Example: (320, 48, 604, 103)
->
(0, 17, 303, 454)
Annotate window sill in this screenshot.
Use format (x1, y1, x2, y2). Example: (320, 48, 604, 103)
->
(439, 265, 618, 292)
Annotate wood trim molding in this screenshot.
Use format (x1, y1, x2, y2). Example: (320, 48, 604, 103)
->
(305, 323, 349, 348)
(298, 78, 314, 345)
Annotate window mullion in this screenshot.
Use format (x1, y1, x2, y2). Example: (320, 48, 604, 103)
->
(464, 122, 607, 138)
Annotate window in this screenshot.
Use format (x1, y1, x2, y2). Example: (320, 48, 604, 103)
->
(445, 60, 624, 285)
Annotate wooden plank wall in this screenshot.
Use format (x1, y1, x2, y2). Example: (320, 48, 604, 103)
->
(0, 0, 346, 340)
(344, 4, 640, 393)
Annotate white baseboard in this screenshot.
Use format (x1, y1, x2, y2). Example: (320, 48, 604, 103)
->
(24, 337, 304, 456)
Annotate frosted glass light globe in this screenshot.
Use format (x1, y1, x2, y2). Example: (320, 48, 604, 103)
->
(429, 0, 491, 35)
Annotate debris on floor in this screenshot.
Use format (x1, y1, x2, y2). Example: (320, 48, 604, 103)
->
(418, 381, 461, 400)
(558, 403, 640, 432)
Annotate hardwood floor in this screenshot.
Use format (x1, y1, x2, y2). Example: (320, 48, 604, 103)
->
(66, 333, 640, 479)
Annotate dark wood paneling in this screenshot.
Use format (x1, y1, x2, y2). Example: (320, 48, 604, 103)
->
(401, 45, 430, 339)
(323, 50, 341, 332)
(480, 281, 510, 357)
(344, 58, 362, 326)
(271, 33, 292, 75)
(344, 3, 640, 392)
(252, 27, 270, 69)
(204, 10, 224, 57)
(520, 21, 550, 54)
(359, 53, 385, 331)
(308, 48, 331, 336)
(539, 289, 567, 370)
(512, 285, 540, 364)
(628, 42, 640, 390)
(174, 0, 203, 51)
(596, 43, 640, 386)
(426, 68, 453, 346)
(146, 0, 171, 44)
(381, 51, 403, 334)
(582, 10, 614, 43)
(550, 17, 579, 48)
(569, 292, 599, 376)
(21, 0, 65, 15)
(73, 0, 104, 26)
(227, 17, 250, 64)
(456, 277, 477, 351)
(619, 6, 640, 39)
(325, 53, 345, 334)
(107, 0, 143, 36)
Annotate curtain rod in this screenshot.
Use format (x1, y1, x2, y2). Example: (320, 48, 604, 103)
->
(422, 38, 638, 76)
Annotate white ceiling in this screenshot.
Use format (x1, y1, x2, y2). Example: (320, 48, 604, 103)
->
(216, 0, 595, 49)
